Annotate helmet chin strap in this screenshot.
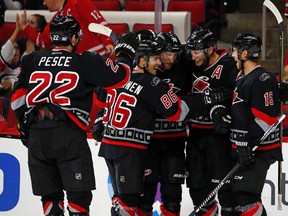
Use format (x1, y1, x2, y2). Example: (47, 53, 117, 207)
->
(238, 51, 247, 71)
(203, 48, 212, 67)
(138, 59, 149, 72)
(71, 44, 77, 52)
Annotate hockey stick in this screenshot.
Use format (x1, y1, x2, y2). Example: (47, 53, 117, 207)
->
(88, 23, 113, 37)
(189, 111, 288, 216)
(263, 0, 284, 210)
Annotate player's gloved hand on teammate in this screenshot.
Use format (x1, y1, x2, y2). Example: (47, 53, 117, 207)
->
(92, 117, 104, 142)
(115, 32, 139, 60)
(203, 88, 233, 105)
(236, 146, 255, 166)
(17, 123, 29, 147)
(278, 82, 288, 102)
(210, 105, 232, 134)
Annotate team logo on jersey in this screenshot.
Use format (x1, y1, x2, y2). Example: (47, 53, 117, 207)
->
(151, 77, 161, 86)
(259, 73, 270, 82)
(162, 79, 181, 94)
(232, 89, 243, 105)
(193, 76, 210, 92)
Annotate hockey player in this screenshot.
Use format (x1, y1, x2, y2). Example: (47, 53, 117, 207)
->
(230, 33, 282, 216)
(139, 32, 191, 216)
(185, 28, 240, 216)
(96, 39, 218, 216)
(18, 0, 115, 56)
(11, 15, 138, 216)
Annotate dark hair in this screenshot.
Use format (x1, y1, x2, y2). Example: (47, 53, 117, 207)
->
(31, 14, 47, 32)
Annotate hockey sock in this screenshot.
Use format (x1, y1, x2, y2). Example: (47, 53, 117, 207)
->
(41, 190, 64, 215)
(66, 191, 92, 215)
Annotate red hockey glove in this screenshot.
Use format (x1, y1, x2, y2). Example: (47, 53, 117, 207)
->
(210, 105, 231, 134)
(115, 32, 139, 60)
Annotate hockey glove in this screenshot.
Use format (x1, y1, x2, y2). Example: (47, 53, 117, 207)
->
(278, 82, 288, 102)
(115, 32, 139, 60)
(17, 123, 29, 147)
(210, 105, 232, 134)
(236, 146, 255, 166)
(203, 88, 233, 105)
(92, 117, 104, 142)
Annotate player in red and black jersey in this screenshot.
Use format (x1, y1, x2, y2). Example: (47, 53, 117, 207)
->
(185, 28, 240, 216)
(11, 15, 138, 216)
(230, 33, 282, 216)
(139, 32, 191, 216)
(96, 38, 216, 216)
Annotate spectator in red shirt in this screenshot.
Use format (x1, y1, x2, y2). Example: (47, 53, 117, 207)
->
(19, 0, 115, 56)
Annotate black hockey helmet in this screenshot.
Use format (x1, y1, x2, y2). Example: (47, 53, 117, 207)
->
(155, 31, 181, 52)
(134, 29, 157, 42)
(50, 15, 82, 46)
(186, 28, 216, 50)
(231, 33, 262, 59)
(135, 40, 162, 65)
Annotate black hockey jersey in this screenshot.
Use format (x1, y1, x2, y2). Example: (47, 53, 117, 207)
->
(98, 70, 209, 159)
(231, 66, 281, 155)
(188, 49, 240, 131)
(11, 48, 132, 131)
(151, 59, 191, 140)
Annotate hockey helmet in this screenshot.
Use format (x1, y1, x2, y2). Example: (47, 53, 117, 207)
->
(186, 28, 216, 50)
(134, 29, 157, 42)
(135, 40, 162, 64)
(155, 31, 181, 52)
(50, 15, 82, 45)
(231, 33, 262, 59)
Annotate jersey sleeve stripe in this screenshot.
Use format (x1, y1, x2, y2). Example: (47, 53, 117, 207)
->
(11, 88, 28, 110)
(106, 62, 131, 89)
(166, 99, 182, 122)
(251, 107, 279, 126)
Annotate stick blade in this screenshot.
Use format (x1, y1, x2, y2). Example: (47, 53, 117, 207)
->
(263, 0, 283, 24)
(88, 23, 112, 37)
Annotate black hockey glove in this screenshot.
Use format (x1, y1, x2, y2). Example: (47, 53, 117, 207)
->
(278, 82, 288, 102)
(17, 123, 28, 147)
(115, 32, 139, 60)
(236, 146, 255, 166)
(92, 117, 104, 142)
(203, 88, 233, 105)
(210, 105, 232, 134)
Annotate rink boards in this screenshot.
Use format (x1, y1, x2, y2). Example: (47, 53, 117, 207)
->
(0, 138, 288, 216)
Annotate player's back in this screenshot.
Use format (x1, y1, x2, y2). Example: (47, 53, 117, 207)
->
(22, 49, 94, 125)
(20, 48, 132, 131)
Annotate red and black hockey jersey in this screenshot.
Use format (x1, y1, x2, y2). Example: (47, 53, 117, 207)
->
(11, 48, 132, 131)
(98, 71, 209, 159)
(188, 49, 240, 131)
(231, 65, 281, 156)
(151, 59, 191, 140)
